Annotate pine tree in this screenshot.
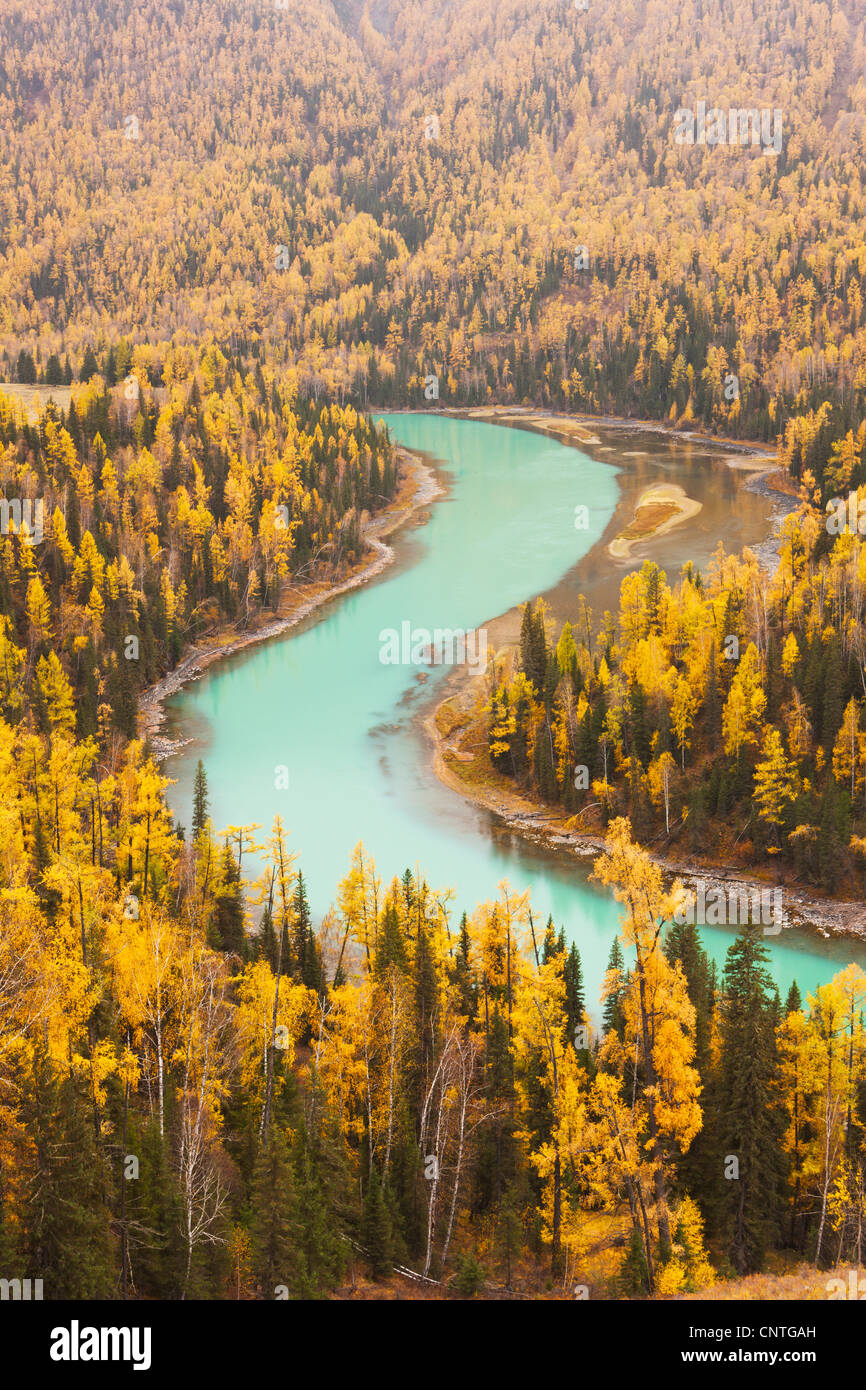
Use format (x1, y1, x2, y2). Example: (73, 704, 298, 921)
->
(713, 927, 789, 1272)
(821, 636, 845, 750)
(618, 1224, 650, 1295)
(290, 1125, 347, 1296)
(664, 919, 712, 1077)
(784, 980, 802, 1015)
(128, 1115, 186, 1299)
(541, 915, 558, 963)
(361, 1169, 392, 1279)
(564, 943, 585, 1048)
(602, 937, 626, 1037)
(293, 871, 322, 990)
(258, 900, 278, 969)
(375, 900, 408, 977)
(665, 919, 714, 1196)
(451, 912, 477, 1020)
(80, 346, 99, 382)
(213, 843, 249, 957)
(249, 1126, 298, 1297)
(192, 760, 209, 839)
(21, 1054, 115, 1298)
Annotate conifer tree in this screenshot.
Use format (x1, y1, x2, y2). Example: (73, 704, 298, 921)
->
(602, 937, 626, 1038)
(361, 1170, 392, 1279)
(785, 980, 802, 1015)
(21, 1055, 115, 1298)
(192, 760, 209, 840)
(213, 843, 249, 958)
(713, 927, 789, 1272)
(563, 943, 585, 1049)
(249, 1126, 298, 1297)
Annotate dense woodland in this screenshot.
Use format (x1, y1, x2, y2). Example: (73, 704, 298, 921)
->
(2, 0, 866, 1303)
(2, 0, 866, 454)
(1, 702, 865, 1297)
(485, 506, 866, 892)
(0, 345, 397, 735)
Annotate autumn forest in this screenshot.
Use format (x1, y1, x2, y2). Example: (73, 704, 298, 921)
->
(2, 0, 866, 1323)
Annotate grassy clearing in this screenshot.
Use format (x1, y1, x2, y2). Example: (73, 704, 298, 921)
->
(0, 383, 74, 421)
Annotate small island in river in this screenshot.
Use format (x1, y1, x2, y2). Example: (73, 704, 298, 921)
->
(608, 483, 702, 559)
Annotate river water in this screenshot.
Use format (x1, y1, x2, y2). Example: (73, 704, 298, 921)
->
(163, 414, 866, 1007)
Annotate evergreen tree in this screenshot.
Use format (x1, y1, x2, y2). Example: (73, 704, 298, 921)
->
(80, 346, 99, 381)
(451, 911, 477, 1020)
(541, 915, 559, 963)
(602, 938, 627, 1038)
(664, 919, 712, 1077)
(713, 928, 789, 1273)
(618, 1223, 650, 1295)
(362, 1169, 392, 1279)
(44, 353, 63, 386)
(375, 900, 407, 978)
(258, 900, 278, 969)
(563, 943, 585, 1048)
(249, 1126, 298, 1297)
(290, 1124, 347, 1296)
(20, 1054, 115, 1298)
(784, 980, 802, 1015)
(128, 1115, 186, 1299)
(212, 843, 249, 958)
(293, 871, 323, 991)
(16, 348, 36, 383)
(192, 760, 209, 839)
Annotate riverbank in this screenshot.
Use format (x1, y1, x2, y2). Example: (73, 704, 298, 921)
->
(435, 403, 778, 461)
(425, 668, 866, 943)
(414, 408, 864, 942)
(139, 448, 441, 759)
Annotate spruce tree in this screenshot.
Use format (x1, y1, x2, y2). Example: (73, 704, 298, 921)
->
(451, 912, 477, 1020)
(375, 900, 408, 977)
(21, 1055, 115, 1298)
(213, 843, 249, 958)
(80, 346, 99, 381)
(564, 943, 586, 1049)
(249, 1126, 298, 1297)
(292, 872, 323, 991)
(602, 938, 627, 1038)
(714, 927, 788, 1273)
(784, 980, 802, 1015)
(128, 1115, 186, 1299)
(192, 760, 209, 839)
(362, 1170, 392, 1279)
(291, 1127, 347, 1296)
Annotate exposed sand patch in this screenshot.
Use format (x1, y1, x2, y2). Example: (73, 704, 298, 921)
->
(608, 483, 701, 560)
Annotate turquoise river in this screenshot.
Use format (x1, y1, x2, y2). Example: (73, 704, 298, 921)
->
(163, 414, 866, 1010)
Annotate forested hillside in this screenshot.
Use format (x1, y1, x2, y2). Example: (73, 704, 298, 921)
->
(0, 349, 397, 735)
(2, 0, 866, 452)
(483, 512, 866, 893)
